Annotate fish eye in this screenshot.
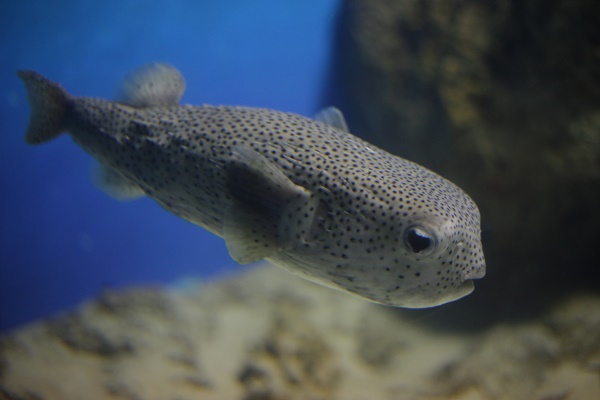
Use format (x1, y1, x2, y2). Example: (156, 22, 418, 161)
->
(403, 225, 437, 255)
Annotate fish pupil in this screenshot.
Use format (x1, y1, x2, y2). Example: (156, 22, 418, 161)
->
(404, 227, 434, 254)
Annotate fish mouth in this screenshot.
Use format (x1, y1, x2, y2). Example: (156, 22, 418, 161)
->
(434, 279, 475, 306)
(456, 279, 475, 297)
(432, 279, 477, 307)
(395, 280, 475, 309)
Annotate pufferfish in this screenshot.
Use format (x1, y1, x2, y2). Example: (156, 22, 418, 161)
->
(18, 63, 485, 308)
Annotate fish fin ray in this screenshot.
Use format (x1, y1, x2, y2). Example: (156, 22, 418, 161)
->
(17, 70, 69, 144)
(223, 145, 315, 264)
(93, 163, 146, 201)
(119, 63, 185, 108)
(315, 106, 349, 132)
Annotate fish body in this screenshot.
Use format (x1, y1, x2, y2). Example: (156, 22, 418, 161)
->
(18, 63, 485, 308)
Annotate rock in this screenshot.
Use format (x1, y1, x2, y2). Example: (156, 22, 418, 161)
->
(330, 0, 600, 321)
(1, 264, 599, 399)
(430, 293, 600, 400)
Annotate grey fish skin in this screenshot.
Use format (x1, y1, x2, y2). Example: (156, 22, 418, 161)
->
(17, 63, 486, 308)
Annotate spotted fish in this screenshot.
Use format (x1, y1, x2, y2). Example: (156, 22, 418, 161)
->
(18, 63, 485, 308)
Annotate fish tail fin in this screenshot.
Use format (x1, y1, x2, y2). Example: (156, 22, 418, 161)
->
(17, 70, 70, 145)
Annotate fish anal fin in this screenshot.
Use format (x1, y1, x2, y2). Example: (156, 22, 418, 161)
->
(224, 145, 315, 264)
(93, 164, 145, 201)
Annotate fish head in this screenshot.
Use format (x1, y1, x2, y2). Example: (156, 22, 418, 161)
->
(379, 188, 486, 308)
(280, 171, 486, 309)
(285, 186, 486, 309)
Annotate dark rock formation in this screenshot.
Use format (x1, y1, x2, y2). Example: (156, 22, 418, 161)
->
(328, 0, 600, 323)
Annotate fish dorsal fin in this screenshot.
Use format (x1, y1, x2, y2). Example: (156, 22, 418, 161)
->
(315, 106, 349, 132)
(119, 63, 185, 108)
(223, 145, 319, 264)
(93, 164, 146, 201)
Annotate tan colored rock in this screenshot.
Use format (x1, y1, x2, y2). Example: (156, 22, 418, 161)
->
(1, 264, 599, 399)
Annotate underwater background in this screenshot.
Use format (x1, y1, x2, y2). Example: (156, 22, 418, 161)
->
(2, 1, 600, 398)
(0, 0, 341, 331)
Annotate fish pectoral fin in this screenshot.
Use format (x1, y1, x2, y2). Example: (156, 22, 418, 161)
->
(315, 106, 349, 132)
(119, 63, 185, 108)
(93, 164, 146, 201)
(223, 145, 316, 264)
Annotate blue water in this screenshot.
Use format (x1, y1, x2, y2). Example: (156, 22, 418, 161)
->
(0, 0, 341, 331)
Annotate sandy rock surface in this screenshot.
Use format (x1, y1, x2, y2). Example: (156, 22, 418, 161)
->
(1, 264, 599, 400)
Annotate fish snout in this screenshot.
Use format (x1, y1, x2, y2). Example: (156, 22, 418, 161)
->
(462, 261, 486, 280)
